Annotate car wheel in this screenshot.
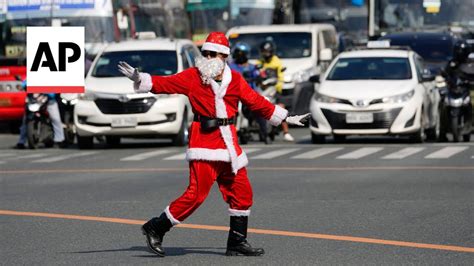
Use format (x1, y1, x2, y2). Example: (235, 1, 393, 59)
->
(462, 134, 471, 142)
(106, 136, 121, 147)
(311, 133, 325, 144)
(77, 134, 94, 149)
(172, 109, 188, 146)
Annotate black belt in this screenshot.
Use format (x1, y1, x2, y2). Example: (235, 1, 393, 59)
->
(194, 114, 236, 131)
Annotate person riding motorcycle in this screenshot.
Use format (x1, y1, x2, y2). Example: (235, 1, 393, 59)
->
(257, 41, 295, 142)
(440, 39, 473, 141)
(15, 89, 65, 149)
(229, 42, 269, 143)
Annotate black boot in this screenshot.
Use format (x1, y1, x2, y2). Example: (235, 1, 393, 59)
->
(226, 216, 265, 256)
(141, 212, 173, 257)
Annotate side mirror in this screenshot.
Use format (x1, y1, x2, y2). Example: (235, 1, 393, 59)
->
(421, 69, 436, 82)
(309, 75, 320, 83)
(319, 48, 332, 62)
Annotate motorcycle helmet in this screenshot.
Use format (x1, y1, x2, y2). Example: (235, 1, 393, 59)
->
(453, 40, 470, 63)
(260, 41, 275, 62)
(232, 42, 251, 64)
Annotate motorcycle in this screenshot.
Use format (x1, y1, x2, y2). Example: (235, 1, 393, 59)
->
(25, 93, 55, 149)
(442, 76, 472, 142)
(236, 68, 278, 144)
(59, 93, 78, 145)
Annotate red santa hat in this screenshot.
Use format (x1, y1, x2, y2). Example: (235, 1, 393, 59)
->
(201, 32, 230, 55)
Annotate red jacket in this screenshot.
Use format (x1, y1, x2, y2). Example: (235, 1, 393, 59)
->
(141, 65, 288, 173)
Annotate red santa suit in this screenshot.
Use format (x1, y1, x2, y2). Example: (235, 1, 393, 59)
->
(136, 36, 288, 226)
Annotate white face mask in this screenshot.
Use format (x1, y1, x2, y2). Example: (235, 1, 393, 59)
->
(195, 56, 225, 85)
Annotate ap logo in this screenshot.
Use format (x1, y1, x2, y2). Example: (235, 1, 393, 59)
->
(27, 27, 85, 93)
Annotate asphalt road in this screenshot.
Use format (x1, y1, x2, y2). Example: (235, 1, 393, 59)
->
(1, 128, 473, 265)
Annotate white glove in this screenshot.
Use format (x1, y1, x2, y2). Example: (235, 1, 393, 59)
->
(117, 61, 141, 83)
(285, 113, 311, 126)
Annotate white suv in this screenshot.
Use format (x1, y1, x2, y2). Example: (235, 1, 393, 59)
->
(74, 38, 199, 149)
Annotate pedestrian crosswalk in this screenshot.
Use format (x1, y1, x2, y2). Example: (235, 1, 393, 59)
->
(0, 145, 473, 165)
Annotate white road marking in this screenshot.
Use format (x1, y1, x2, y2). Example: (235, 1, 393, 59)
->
(251, 148, 300, 159)
(10, 153, 48, 160)
(337, 147, 383, 159)
(164, 153, 186, 160)
(32, 152, 98, 163)
(382, 147, 425, 159)
(292, 147, 343, 159)
(121, 150, 173, 161)
(425, 147, 469, 159)
(242, 148, 261, 154)
(0, 153, 16, 158)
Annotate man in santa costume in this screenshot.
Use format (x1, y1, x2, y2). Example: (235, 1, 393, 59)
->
(118, 32, 309, 257)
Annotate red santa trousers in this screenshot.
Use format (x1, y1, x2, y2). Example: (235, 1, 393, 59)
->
(167, 160, 253, 223)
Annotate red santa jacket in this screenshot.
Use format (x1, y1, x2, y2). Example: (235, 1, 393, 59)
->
(138, 64, 288, 173)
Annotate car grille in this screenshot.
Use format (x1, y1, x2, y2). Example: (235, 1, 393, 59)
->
(95, 97, 156, 114)
(321, 108, 402, 130)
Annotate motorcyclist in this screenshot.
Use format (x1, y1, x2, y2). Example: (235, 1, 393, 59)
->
(229, 42, 269, 143)
(440, 39, 473, 141)
(257, 40, 295, 142)
(15, 88, 66, 149)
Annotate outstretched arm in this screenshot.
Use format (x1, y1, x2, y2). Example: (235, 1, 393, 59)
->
(118, 61, 191, 95)
(238, 75, 310, 126)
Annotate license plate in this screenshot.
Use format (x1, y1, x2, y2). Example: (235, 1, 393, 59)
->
(0, 98, 11, 107)
(111, 117, 137, 128)
(346, 112, 373, 123)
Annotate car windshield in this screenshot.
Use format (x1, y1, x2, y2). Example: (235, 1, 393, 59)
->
(91, 51, 177, 78)
(228, 32, 312, 59)
(380, 37, 453, 62)
(327, 57, 412, 80)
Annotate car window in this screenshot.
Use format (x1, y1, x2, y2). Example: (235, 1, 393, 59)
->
(380, 36, 454, 62)
(413, 55, 425, 81)
(327, 57, 412, 80)
(321, 29, 338, 52)
(229, 32, 312, 59)
(91, 50, 177, 77)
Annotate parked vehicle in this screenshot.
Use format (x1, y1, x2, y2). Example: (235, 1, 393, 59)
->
(226, 24, 337, 113)
(25, 94, 54, 149)
(74, 37, 197, 149)
(309, 42, 441, 143)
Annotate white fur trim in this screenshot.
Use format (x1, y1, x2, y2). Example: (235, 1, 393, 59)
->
(164, 206, 180, 225)
(134, 73, 152, 93)
(269, 105, 288, 126)
(186, 148, 248, 170)
(202, 42, 230, 55)
(229, 208, 251, 216)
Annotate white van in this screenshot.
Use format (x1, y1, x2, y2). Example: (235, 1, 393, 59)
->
(226, 24, 338, 112)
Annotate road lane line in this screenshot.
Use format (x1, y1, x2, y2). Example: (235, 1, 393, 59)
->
(121, 150, 173, 161)
(32, 151, 98, 163)
(10, 153, 48, 160)
(382, 147, 425, 159)
(425, 147, 469, 159)
(0, 209, 472, 253)
(292, 147, 343, 159)
(2, 166, 474, 174)
(163, 153, 186, 160)
(242, 148, 261, 154)
(337, 147, 383, 159)
(0, 153, 16, 158)
(251, 148, 300, 159)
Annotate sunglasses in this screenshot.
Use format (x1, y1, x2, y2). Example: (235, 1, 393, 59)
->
(201, 50, 228, 58)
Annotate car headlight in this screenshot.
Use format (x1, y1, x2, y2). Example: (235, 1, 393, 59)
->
(78, 92, 96, 101)
(382, 90, 414, 104)
(313, 90, 343, 103)
(292, 68, 317, 84)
